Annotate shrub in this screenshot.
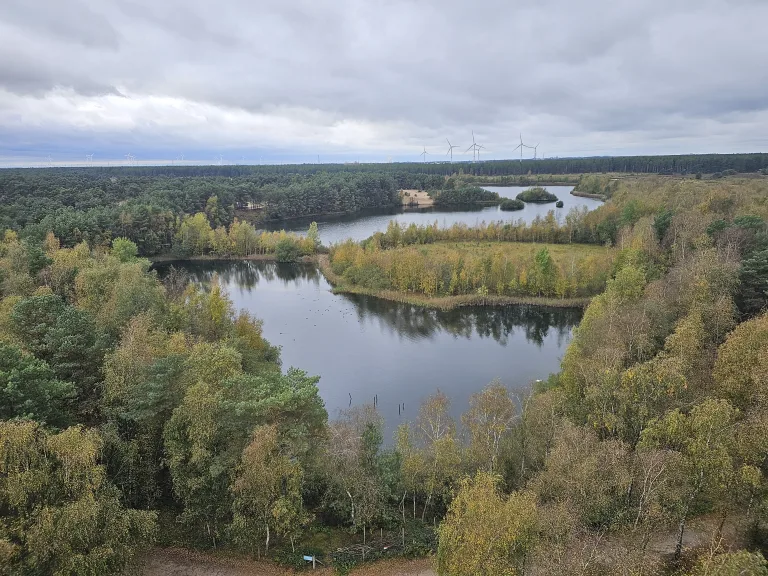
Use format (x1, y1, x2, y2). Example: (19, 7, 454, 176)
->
(555, 200, 564, 208)
(435, 187, 500, 205)
(275, 238, 301, 262)
(516, 187, 559, 203)
(499, 198, 525, 211)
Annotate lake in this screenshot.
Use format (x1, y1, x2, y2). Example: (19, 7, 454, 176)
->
(159, 260, 582, 440)
(267, 186, 602, 245)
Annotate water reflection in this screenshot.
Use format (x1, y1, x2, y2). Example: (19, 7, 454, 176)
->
(345, 294, 579, 348)
(156, 259, 581, 437)
(157, 260, 582, 348)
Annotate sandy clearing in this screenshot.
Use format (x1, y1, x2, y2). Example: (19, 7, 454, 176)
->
(400, 190, 434, 207)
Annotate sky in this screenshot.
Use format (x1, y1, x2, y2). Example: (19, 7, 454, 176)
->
(1, 0, 767, 166)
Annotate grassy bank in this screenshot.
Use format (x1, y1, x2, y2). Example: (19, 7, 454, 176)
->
(149, 253, 319, 264)
(318, 254, 593, 310)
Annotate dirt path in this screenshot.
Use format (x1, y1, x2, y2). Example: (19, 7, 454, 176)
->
(139, 548, 435, 576)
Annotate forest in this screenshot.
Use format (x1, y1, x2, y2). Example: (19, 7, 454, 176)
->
(1, 153, 767, 258)
(1, 173, 768, 575)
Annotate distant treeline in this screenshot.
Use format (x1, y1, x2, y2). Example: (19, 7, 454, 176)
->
(6, 152, 767, 178)
(2, 154, 767, 255)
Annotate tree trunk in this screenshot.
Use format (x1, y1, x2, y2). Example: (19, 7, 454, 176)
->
(265, 523, 270, 554)
(675, 518, 685, 561)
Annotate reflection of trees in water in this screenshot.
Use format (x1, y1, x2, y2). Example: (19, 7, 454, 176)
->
(345, 295, 582, 347)
(154, 261, 582, 347)
(154, 260, 322, 290)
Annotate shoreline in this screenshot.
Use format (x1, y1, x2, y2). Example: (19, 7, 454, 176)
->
(317, 255, 591, 310)
(149, 253, 318, 264)
(570, 190, 607, 200)
(151, 253, 591, 310)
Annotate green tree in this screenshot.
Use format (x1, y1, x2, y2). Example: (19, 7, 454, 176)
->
(0, 341, 75, 427)
(437, 473, 537, 576)
(640, 399, 740, 560)
(275, 238, 300, 262)
(687, 550, 768, 575)
(0, 421, 156, 575)
(10, 294, 107, 418)
(462, 380, 516, 473)
(307, 221, 320, 249)
(230, 424, 308, 554)
(713, 311, 768, 409)
(111, 237, 139, 262)
(737, 249, 768, 317)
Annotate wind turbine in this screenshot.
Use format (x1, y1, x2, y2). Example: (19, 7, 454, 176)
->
(125, 153, 135, 166)
(46, 155, 53, 167)
(513, 134, 533, 164)
(216, 154, 224, 166)
(533, 143, 540, 159)
(85, 153, 94, 165)
(446, 139, 460, 163)
(465, 130, 481, 162)
(420, 146, 429, 163)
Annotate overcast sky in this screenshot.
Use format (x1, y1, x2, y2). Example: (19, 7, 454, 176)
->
(1, 0, 767, 165)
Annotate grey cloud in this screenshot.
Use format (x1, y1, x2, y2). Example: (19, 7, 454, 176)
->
(0, 0, 767, 157)
(0, 0, 121, 49)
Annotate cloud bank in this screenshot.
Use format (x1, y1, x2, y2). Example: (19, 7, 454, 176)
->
(1, 0, 767, 164)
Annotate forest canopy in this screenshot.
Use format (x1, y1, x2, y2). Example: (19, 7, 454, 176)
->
(0, 173, 767, 574)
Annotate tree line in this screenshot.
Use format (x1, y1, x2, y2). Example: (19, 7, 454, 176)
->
(330, 241, 614, 299)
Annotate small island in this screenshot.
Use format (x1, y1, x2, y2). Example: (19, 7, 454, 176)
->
(500, 198, 525, 211)
(434, 186, 501, 206)
(516, 186, 559, 204)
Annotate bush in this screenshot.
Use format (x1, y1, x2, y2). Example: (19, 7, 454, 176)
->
(499, 198, 525, 211)
(555, 200, 564, 208)
(516, 187, 559, 203)
(275, 238, 301, 262)
(434, 187, 500, 205)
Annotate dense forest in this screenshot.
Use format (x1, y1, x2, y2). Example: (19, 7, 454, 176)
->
(1, 153, 767, 258)
(1, 173, 768, 574)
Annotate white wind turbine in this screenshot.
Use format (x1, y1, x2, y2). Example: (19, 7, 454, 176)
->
(420, 146, 430, 163)
(513, 134, 533, 164)
(446, 139, 460, 163)
(465, 130, 481, 162)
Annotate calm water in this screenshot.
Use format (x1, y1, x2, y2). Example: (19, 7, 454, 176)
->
(267, 186, 602, 245)
(160, 260, 582, 439)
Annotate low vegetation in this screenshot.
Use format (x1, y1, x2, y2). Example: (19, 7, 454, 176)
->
(516, 187, 559, 203)
(500, 198, 525, 211)
(433, 186, 500, 206)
